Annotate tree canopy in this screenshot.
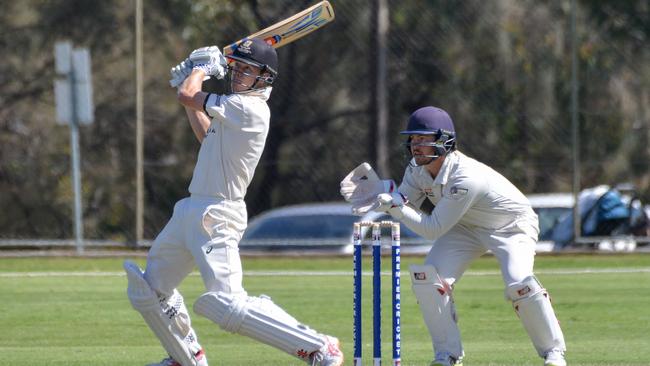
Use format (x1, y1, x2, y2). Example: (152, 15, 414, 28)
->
(1, 0, 648, 241)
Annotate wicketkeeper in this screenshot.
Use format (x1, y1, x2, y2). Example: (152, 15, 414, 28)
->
(124, 39, 343, 366)
(341, 106, 567, 366)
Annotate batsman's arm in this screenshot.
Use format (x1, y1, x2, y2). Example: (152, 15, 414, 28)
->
(177, 69, 210, 112)
(178, 69, 212, 143)
(184, 106, 211, 143)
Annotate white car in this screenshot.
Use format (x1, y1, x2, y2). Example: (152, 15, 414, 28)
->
(526, 193, 574, 252)
(527, 187, 649, 251)
(241, 188, 645, 254)
(240, 197, 579, 254)
(240, 202, 431, 254)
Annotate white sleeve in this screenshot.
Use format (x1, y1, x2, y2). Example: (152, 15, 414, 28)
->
(390, 175, 485, 241)
(203, 93, 224, 118)
(203, 93, 258, 130)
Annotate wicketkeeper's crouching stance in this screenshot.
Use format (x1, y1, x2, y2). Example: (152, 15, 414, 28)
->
(340, 106, 566, 366)
(125, 39, 343, 366)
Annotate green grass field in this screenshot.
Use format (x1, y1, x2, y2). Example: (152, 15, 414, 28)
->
(1, 253, 649, 366)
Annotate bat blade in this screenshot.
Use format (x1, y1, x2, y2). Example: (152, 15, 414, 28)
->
(223, 1, 335, 55)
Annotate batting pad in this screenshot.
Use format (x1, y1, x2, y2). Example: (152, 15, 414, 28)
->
(410, 264, 464, 359)
(124, 261, 206, 366)
(507, 276, 566, 357)
(194, 291, 325, 361)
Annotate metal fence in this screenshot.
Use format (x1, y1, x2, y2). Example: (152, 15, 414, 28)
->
(1, 0, 648, 251)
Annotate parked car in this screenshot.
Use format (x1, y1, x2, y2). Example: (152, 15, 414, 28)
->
(241, 186, 648, 255)
(526, 193, 574, 252)
(240, 202, 431, 254)
(527, 186, 649, 251)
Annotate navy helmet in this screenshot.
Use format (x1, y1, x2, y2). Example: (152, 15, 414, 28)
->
(401, 106, 456, 161)
(227, 38, 278, 86)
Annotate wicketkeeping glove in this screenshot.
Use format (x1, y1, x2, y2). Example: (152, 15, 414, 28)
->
(370, 192, 408, 214)
(189, 46, 227, 79)
(340, 162, 396, 203)
(341, 179, 396, 203)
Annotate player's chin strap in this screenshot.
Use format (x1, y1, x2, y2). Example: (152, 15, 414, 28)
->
(405, 137, 455, 167)
(408, 156, 436, 167)
(407, 151, 443, 168)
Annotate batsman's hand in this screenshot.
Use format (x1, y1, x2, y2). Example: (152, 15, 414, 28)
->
(169, 58, 193, 88)
(189, 46, 227, 79)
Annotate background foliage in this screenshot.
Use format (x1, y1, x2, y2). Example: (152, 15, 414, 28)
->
(1, 0, 648, 241)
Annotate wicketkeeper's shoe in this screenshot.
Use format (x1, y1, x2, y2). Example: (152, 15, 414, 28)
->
(544, 349, 566, 366)
(146, 349, 207, 366)
(429, 352, 463, 366)
(309, 335, 344, 366)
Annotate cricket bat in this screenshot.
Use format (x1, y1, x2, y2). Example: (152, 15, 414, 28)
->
(223, 1, 335, 55)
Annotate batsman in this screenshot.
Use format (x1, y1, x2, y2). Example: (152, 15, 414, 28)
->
(341, 106, 567, 366)
(124, 39, 343, 366)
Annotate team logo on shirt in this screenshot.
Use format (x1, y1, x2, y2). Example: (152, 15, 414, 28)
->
(449, 186, 468, 200)
(413, 272, 427, 280)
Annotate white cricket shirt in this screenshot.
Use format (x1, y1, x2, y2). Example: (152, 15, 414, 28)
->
(395, 150, 539, 241)
(188, 88, 271, 200)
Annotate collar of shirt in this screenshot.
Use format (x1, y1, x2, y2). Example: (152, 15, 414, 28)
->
(431, 150, 460, 186)
(235, 86, 272, 101)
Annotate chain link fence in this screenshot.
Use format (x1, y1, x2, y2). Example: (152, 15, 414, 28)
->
(1, 0, 648, 248)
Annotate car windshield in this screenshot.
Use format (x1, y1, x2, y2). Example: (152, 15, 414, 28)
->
(534, 207, 572, 240)
(244, 214, 359, 239)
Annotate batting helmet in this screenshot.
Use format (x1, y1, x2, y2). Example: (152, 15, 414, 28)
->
(227, 38, 278, 83)
(401, 106, 456, 161)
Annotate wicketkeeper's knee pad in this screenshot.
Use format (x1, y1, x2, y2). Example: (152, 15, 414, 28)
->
(410, 264, 463, 359)
(194, 291, 325, 361)
(506, 276, 566, 357)
(124, 261, 206, 366)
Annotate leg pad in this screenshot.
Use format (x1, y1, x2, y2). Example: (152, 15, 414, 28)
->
(125, 261, 206, 366)
(410, 264, 464, 359)
(507, 276, 566, 357)
(194, 291, 324, 361)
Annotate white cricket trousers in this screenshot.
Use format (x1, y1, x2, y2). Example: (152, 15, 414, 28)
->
(144, 195, 248, 297)
(425, 220, 538, 287)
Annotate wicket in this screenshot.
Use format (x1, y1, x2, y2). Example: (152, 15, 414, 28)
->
(353, 221, 401, 366)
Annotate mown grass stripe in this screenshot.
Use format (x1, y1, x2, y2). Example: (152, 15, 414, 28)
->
(1, 267, 649, 277)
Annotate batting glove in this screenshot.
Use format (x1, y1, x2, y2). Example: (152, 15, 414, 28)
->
(189, 46, 227, 79)
(169, 58, 193, 88)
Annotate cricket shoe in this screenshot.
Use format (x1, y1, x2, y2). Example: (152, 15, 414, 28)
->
(309, 336, 344, 366)
(544, 349, 566, 366)
(146, 349, 207, 366)
(429, 351, 463, 366)
(146, 358, 181, 366)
